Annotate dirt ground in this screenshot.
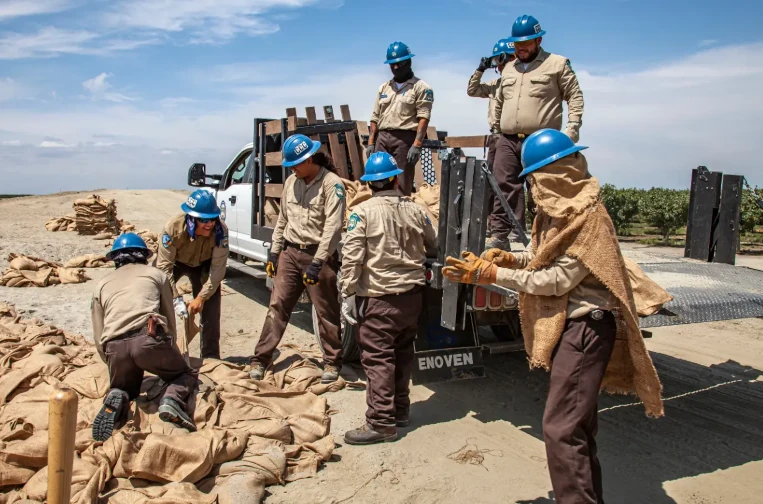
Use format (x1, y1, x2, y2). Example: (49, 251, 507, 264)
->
(2, 190, 762, 504)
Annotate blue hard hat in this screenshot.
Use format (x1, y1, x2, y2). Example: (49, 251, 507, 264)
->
(384, 41, 415, 64)
(508, 15, 546, 42)
(519, 129, 588, 178)
(282, 134, 321, 168)
(181, 189, 221, 219)
(488, 39, 515, 59)
(360, 152, 404, 182)
(106, 232, 148, 260)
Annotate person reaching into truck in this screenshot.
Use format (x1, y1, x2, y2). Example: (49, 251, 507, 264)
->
(365, 41, 434, 196)
(441, 129, 664, 504)
(488, 14, 584, 250)
(156, 189, 229, 360)
(91, 233, 198, 442)
(249, 134, 346, 383)
(339, 152, 437, 445)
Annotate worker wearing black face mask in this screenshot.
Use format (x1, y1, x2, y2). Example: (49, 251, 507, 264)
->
(365, 41, 434, 196)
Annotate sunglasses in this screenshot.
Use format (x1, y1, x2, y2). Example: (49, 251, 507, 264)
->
(196, 217, 216, 224)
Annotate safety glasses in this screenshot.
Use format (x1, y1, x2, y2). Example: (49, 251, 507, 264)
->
(491, 54, 516, 67)
(196, 217, 216, 224)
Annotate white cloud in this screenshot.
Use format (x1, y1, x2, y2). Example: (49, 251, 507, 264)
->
(699, 39, 718, 48)
(1, 140, 22, 146)
(82, 73, 135, 102)
(0, 0, 75, 20)
(0, 27, 159, 59)
(0, 77, 23, 101)
(39, 140, 75, 148)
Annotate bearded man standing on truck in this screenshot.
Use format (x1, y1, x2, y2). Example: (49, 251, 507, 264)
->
(339, 152, 437, 445)
(489, 14, 584, 250)
(442, 129, 664, 504)
(365, 41, 434, 196)
(156, 189, 229, 360)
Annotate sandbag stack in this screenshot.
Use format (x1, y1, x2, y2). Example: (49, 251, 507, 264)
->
(0, 253, 89, 288)
(44, 215, 76, 232)
(73, 195, 121, 236)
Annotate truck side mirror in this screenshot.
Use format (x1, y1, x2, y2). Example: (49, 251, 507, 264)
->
(188, 163, 207, 186)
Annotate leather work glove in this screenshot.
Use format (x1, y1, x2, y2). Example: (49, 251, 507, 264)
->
(564, 122, 581, 143)
(442, 251, 498, 285)
(303, 260, 323, 286)
(365, 144, 375, 159)
(188, 296, 204, 316)
(341, 296, 358, 325)
(266, 252, 279, 278)
(481, 248, 516, 268)
(407, 145, 421, 165)
(478, 57, 490, 72)
(173, 296, 189, 319)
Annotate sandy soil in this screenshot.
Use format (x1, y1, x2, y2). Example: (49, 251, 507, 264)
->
(2, 190, 763, 504)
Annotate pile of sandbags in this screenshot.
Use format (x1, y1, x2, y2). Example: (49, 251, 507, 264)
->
(63, 254, 113, 269)
(0, 303, 342, 504)
(44, 215, 76, 232)
(102, 223, 159, 256)
(0, 254, 89, 288)
(73, 195, 121, 236)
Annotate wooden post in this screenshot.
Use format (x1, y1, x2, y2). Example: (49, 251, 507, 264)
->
(48, 388, 78, 504)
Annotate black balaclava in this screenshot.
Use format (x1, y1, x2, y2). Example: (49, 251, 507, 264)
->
(391, 60, 414, 83)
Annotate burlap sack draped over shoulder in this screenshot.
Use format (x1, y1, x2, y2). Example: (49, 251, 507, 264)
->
(0, 254, 89, 288)
(0, 303, 340, 503)
(521, 154, 664, 418)
(341, 179, 441, 229)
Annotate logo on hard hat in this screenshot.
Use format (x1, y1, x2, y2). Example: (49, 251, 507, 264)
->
(294, 141, 308, 155)
(389, 156, 398, 166)
(392, 52, 397, 57)
(534, 23, 541, 33)
(186, 196, 197, 208)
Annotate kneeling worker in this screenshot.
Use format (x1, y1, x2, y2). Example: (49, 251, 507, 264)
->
(91, 233, 197, 441)
(340, 152, 437, 445)
(156, 189, 228, 359)
(442, 129, 664, 503)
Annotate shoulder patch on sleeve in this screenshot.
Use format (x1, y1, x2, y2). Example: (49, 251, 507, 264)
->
(335, 183, 345, 199)
(162, 233, 172, 249)
(347, 213, 361, 232)
(423, 89, 434, 102)
(221, 236, 229, 249)
(566, 59, 575, 74)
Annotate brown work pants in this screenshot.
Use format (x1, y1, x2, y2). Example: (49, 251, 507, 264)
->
(543, 311, 616, 504)
(490, 134, 527, 238)
(356, 286, 422, 431)
(254, 246, 343, 367)
(104, 325, 197, 410)
(173, 259, 221, 359)
(375, 129, 417, 196)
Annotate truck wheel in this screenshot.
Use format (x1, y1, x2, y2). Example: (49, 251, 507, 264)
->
(312, 305, 360, 362)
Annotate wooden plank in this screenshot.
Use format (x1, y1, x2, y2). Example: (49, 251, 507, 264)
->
(286, 108, 298, 132)
(265, 184, 284, 199)
(427, 126, 441, 184)
(345, 128, 363, 181)
(304, 107, 329, 155)
(285, 107, 297, 118)
(356, 121, 371, 164)
(323, 106, 336, 123)
(263, 120, 281, 136)
(321, 105, 347, 177)
(340, 105, 352, 121)
(265, 152, 282, 165)
(445, 135, 488, 149)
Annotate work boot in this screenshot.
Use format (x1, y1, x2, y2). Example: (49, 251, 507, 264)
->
(396, 412, 410, 428)
(321, 364, 340, 384)
(344, 424, 398, 445)
(93, 389, 129, 442)
(158, 397, 197, 432)
(249, 362, 265, 380)
(485, 234, 510, 251)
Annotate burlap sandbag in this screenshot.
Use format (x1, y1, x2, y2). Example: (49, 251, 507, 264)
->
(340, 178, 372, 228)
(412, 182, 440, 224)
(623, 257, 674, 316)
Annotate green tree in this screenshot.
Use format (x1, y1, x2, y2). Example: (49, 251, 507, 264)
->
(600, 184, 641, 235)
(740, 186, 763, 234)
(641, 188, 689, 244)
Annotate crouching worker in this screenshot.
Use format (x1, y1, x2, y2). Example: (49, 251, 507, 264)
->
(340, 152, 437, 445)
(91, 233, 197, 442)
(442, 129, 664, 504)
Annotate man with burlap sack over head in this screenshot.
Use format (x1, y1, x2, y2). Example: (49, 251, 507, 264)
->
(442, 129, 664, 504)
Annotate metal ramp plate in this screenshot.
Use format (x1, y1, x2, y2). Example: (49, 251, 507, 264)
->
(638, 261, 763, 328)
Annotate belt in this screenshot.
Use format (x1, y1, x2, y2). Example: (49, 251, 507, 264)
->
(284, 241, 319, 253)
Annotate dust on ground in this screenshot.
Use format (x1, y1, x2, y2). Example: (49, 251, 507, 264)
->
(2, 190, 763, 504)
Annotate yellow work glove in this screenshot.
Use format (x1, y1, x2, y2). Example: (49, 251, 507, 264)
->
(266, 252, 278, 278)
(442, 251, 498, 285)
(481, 248, 516, 268)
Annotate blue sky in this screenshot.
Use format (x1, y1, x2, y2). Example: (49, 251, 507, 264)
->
(1, 0, 763, 193)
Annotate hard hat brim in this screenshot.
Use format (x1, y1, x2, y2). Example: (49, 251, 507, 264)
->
(508, 30, 546, 43)
(384, 53, 415, 64)
(519, 144, 588, 178)
(181, 203, 221, 219)
(360, 168, 404, 182)
(282, 141, 321, 168)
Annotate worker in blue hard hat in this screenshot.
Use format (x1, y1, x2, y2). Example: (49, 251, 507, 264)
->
(443, 129, 664, 504)
(156, 188, 229, 359)
(340, 152, 437, 445)
(488, 14, 584, 251)
(366, 41, 434, 196)
(250, 134, 346, 384)
(91, 233, 198, 442)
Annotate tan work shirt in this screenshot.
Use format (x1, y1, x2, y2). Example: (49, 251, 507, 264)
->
(91, 263, 176, 362)
(467, 70, 500, 131)
(493, 49, 584, 136)
(271, 167, 346, 262)
(156, 213, 229, 299)
(496, 245, 615, 319)
(370, 77, 434, 131)
(340, 190, 438, 298)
